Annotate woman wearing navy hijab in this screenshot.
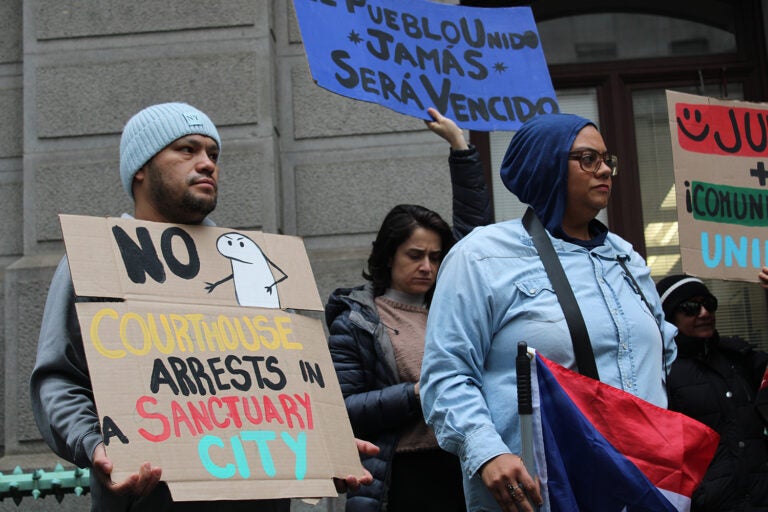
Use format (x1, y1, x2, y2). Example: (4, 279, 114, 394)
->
(419, 114, 677, 511)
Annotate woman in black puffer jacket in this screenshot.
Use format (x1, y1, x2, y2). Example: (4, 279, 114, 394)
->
(326, 109, 491, 512)
(657, 275, 768, 512)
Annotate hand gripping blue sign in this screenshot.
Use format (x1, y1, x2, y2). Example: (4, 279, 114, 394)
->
(293, 0, 559, 131)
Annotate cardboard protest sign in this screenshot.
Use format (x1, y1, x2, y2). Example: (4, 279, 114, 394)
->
(667, 91, 768, 282)
(293, 0, 558, 131)
(60, 215, 363, 501)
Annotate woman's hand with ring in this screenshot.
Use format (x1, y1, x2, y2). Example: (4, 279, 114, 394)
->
(480, 453, 542, 511)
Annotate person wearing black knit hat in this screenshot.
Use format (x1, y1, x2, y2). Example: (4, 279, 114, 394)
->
(656, 274, 768, 511)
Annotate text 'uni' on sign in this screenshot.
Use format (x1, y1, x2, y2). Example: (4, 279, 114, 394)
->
(667, 91, 768, 283)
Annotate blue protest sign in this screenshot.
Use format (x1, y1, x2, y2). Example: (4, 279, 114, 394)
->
(293, 0, 559, 131)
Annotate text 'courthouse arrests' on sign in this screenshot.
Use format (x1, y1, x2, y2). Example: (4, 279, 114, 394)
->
(59, 214, 363, 502)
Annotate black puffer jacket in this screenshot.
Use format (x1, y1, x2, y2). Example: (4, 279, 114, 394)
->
(326, 284, 416, 512)
(325, 146, 490, 512)
(667, 333, 768, 511)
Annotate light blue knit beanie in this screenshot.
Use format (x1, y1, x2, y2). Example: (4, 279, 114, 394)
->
(119, 102, 221, 199)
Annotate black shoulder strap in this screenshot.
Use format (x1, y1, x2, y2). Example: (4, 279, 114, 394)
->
(522, 207, 599, 380)
(615, 256, 653, 312)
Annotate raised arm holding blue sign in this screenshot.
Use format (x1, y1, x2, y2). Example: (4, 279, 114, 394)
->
(293, 0, 559, 131)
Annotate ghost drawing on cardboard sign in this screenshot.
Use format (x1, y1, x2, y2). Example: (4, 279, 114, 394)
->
(204, 232, 288, 308)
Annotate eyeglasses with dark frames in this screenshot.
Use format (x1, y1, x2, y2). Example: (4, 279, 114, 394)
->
(568, 149, 618, 176)
(676, 297, 718, 317)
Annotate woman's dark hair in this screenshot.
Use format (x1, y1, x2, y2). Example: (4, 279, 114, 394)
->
(363, 204, 454, 303)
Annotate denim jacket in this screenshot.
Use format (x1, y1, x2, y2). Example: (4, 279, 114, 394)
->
(420, 218, 677, 511)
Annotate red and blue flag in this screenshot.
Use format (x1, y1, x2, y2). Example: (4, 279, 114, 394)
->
(531, 352, 719, 511)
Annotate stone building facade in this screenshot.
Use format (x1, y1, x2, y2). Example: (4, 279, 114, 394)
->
(0, 1, 459, 510)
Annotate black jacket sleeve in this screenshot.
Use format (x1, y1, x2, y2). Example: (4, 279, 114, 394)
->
(449, 144, 492, 241)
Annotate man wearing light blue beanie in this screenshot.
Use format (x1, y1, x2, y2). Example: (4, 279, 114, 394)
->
(119, 102, 222, 201)
(31, 102, 376, 511)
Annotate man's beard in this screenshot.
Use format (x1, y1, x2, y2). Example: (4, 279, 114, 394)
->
(146, 162, 217, 223)
(176, 187, 217, 217)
